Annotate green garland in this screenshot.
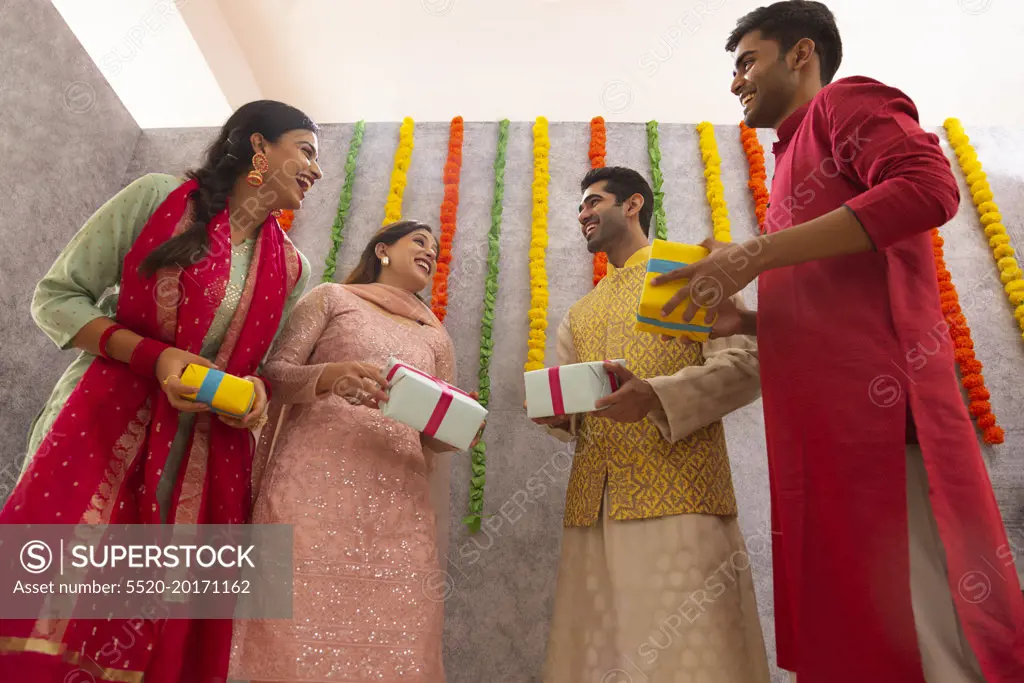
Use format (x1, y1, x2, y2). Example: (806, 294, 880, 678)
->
(646, 120, 667, 241)
(463, 119, 509, 533)
(322, 120, 366, 282)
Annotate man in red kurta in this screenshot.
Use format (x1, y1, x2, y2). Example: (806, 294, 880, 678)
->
(653, 2, 1024, 682)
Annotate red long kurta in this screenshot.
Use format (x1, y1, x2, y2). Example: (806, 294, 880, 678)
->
(759, 76, 1024, 682)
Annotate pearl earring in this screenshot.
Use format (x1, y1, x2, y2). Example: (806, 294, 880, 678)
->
(381, 255, 390, 266)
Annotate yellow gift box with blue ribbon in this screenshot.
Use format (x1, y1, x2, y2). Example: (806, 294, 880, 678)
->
(635, 239, 714, 342)
(180, 364, 255, 419)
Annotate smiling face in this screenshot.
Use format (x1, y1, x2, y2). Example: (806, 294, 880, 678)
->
(578, 180, 631, 254)
(257, 129, 323, 210)
(376, 228, 438, 292)
(730, 30, 802, 129)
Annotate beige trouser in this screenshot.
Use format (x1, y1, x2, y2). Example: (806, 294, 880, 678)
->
(790, 445, 985, 682)
(543, 491, 771, 683)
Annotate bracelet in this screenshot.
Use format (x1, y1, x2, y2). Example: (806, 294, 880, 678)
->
(129, 338, 171, 379)
(97, 323, 127, 360)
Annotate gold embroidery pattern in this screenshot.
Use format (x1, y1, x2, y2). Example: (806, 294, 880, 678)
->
(28, 403, 156, 646)
(213, 239, 262, 368)
(82, 402, 153, 526)
(151, 202, 196, 342)
(172, 415, 210, 525)
(153, 265, 180, 342)
(283, 239, 301, 294)
(0, 637, 144, 682)
(563, 263, 738, 527)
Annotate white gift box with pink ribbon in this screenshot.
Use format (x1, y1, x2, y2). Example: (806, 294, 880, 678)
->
(380, 357, 488, 451)
(523, 359, 626, 419)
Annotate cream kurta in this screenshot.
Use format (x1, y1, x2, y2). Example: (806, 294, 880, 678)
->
(542, 245, 770, 683)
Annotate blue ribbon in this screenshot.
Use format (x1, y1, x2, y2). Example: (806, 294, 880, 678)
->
(636, 315, 711, 333)
(645, 258, 689, 275)
(195, 369, 224, 406)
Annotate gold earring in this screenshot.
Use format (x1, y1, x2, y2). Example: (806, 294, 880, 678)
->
(381, 255, 390, 266)
(247, 152, 270, 187)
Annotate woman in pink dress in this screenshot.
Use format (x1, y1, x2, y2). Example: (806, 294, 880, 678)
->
(230, 220, 460, 683)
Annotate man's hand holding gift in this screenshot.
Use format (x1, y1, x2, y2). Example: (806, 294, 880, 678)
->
(593, 363, 663, 424)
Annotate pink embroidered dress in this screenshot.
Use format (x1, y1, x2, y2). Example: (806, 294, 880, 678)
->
(229, 282, 457, 683)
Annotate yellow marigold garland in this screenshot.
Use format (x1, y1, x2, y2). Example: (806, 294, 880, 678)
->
(526, 116, 551, 372)
(943, 118, 1024, 342)
(384, 117, 415, 224)
(696, 122, 731, 242)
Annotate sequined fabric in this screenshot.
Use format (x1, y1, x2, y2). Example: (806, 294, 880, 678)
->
(206, 241, 255, 332)
(563, 260, 738, 527)
(229, 283, 454, 682)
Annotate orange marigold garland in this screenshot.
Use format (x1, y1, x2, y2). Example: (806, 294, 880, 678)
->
(430, 116, 464, 323)
(932, 229, 1004, 444)
(278, 209, 295, 232)
(739, 123, 769, 234)
(590, 116, 609, 286)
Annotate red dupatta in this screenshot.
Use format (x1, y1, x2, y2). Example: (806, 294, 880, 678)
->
(0, 178, 303, 682)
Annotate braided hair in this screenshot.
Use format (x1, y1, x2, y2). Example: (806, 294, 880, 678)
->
(140, 100, 318, 276)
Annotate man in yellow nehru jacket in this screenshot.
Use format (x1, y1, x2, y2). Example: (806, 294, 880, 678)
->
(531, 166, 769, 683)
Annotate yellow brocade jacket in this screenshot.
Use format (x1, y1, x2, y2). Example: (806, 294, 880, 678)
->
(553, 246, 761, 527)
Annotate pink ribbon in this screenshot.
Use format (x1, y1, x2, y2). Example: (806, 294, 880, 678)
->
(547, 368, 564, 415)
(546, 362, 622, 416)
(608, 366, 621, 392)
(387, 362, 470, 437)
(424, 394, 452, 437)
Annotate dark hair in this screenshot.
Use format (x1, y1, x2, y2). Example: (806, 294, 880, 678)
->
(580, 166, 654, 237)
(139, 100, 318, 276)
(725, 1, 842, 85)
(344, 221, 436, 293)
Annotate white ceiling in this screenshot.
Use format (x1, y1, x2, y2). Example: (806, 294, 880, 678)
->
(54, 0, 1022, 129)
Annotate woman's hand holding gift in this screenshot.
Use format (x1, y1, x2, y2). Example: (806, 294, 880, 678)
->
(318, 361, 390, 407)
(217, 376, 269, 430)
(155, 348, 214, 413)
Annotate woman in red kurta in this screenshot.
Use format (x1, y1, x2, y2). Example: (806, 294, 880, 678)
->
(654, 3, 1024, 682)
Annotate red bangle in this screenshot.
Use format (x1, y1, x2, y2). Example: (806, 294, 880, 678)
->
(98, 323, 127, 360)
(129, 338, 171, 379)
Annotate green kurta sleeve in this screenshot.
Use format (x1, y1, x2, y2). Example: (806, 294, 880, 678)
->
(259, 249, 312, 375)
(31, 173, 182, 350)
(277, 250, 312, 343)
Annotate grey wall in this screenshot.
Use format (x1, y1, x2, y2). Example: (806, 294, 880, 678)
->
(4, 70, 1024, 682)
(0, 0, 140, 490)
